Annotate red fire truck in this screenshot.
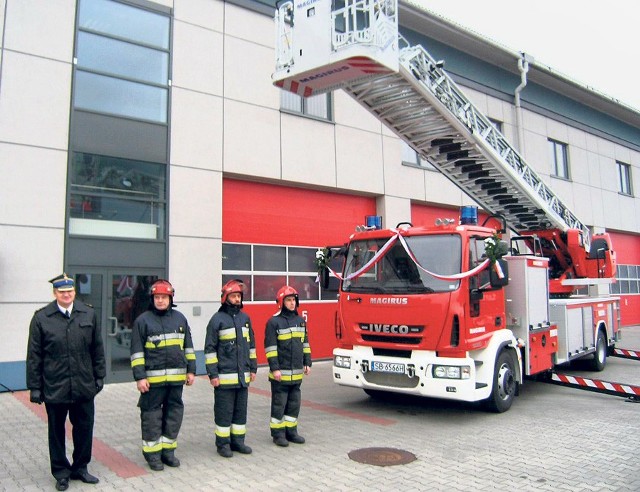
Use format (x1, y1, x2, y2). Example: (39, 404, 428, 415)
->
(273, 0, 622, 411)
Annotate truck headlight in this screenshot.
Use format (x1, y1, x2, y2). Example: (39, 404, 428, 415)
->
(334, 355, 351, 369)
(432, 365, 470, 379)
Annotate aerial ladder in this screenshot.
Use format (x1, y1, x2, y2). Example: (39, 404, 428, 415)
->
(272, 0, 616, 296)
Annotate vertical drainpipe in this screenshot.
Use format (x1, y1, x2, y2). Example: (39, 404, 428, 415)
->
(514, 53, 532, 153)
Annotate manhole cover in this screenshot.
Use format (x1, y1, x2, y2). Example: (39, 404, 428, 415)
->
(348, 447, 416, 466)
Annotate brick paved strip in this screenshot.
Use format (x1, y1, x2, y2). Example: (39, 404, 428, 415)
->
(249, 387, 396, 426)
(13, 390, 147, 478)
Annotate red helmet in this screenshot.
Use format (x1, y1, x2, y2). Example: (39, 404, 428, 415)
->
(151, 279, 175, 297)
(276, 285, 299, 310)
(221, 279, 247, 304)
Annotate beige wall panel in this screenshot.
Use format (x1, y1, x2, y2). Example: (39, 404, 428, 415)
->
(280, 113, 336, 187)
(0, 304, 38, 361)
(597, 155, 619, 192)
(168, 236, 221, 340)
(382, 136, 425, 200)
(586, 151, 601, 188)
(522, 109, 546, 137)
(335, 126, 384, 194)
(169, 166, 221, 238)
(170, 88, 223, 171)
(521, 130, 549, 176)
(377, 195, 411, 228)
(225, 2, 273, 47)
(596, 138, 615, 159)
(427, 172, 464, 207)
(224, 36, 279, 109)
(172, 21, 223, 96)
(568, 126, 587, 150)
(486, 96, 507, 124)
(587, 187, 605, 228)
(569, 146, 589, 185)
(0, 226, 65, 303)
(174, 0, 224, 33)
(570, 183, 594, 226)
(224, 100, 281, 179)
(463, 86, 487, 113)
(546, 119, 569, 143)
(4, 0, 74, 61)
(333, 91, 383, 134)
(0, 144, 66, 227)
(0, 52, 70, 149)
(600, 190, 625, 230)
(614, 144, 632, 165)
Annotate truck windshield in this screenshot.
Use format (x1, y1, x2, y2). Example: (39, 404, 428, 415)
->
(342, 234, 461, 294)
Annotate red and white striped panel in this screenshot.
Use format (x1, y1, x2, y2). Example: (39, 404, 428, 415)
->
(613, 348, 640, 360)
(346, 56, 394, 75)
(551, 373, 640, 397)
(274, 79, 314, 97)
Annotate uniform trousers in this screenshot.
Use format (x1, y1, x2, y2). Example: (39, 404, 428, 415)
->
(270, 381, 301, 436)
(214, 387, 248, 447)
(138, 385, 184, 457)
(44, 399, 95, 480)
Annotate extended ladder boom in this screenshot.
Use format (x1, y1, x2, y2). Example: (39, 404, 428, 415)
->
(273, 0, 591, 249)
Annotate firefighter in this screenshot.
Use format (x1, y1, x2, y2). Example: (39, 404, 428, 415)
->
(130, 279, 196, 471)
(205, 279, 257, 458)
(264, 286, 312, 447)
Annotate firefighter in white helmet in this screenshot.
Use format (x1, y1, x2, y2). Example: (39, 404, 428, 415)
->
(130, 279, 196, 471)
(205, 279, 257, 458)
(264, 285, 312, 446)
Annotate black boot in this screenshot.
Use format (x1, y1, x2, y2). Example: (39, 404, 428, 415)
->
(161, 449, 181, 467)
(272, 432, 289, 447)
(217, 444, 233, 458)
(230, 440, 253, 454)
(144, 452, 164, 471)
(286, 428, 305, 444)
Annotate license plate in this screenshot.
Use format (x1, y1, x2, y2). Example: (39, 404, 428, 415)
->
(370, 361, 405, 374)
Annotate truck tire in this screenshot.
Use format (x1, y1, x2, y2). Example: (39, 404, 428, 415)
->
(589, 329, 607, 372)
(485, 350, 517, 413)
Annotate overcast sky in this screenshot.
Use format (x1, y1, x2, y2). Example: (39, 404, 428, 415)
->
(422, 0, 640, 111)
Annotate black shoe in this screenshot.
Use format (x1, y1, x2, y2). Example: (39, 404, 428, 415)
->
(230, 442, 252, 454)
(161, 452, 181, 467)
(217, 444, 233, 458)
(273, 435, 289, 447)
(286, 432, 306, 444)
(55, 478, 69, 491)
(70, 470, 99, 484)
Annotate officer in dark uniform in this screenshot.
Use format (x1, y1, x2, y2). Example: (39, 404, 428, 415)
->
(26, 273, 106, 491)
(205, 279, 257, 458)
(264, 286, 311, 446)
(130, 279, 196, 471)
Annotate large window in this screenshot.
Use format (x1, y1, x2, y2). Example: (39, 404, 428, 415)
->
(74, 0, 170, 123)
(69, 153, 166, 239)
(611, 264, 640, 295)
(617, 161, 633, 196)
(548, 138, 570, 179)
(401, 141, 435, 170)
(280, 91, 333, 121)
(222, 243, 341, 302)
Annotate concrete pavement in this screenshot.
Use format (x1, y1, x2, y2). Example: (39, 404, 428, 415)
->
(2, 326, 640, 491)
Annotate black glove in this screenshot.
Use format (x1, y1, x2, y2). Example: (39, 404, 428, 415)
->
(30, 390, 43, 404)
(96, 379, 104, 393)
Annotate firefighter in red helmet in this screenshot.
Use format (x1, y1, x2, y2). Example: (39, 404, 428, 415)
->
(264, 285, 312, 446)
(130, 279, 196, 471)
(205, 279, 257, 457)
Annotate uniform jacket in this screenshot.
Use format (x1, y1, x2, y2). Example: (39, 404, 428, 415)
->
(26, 300, 106, 403)
(205, 304, 257, 388)
(264, 308, 311, 384)
(130, 307, 196, 386)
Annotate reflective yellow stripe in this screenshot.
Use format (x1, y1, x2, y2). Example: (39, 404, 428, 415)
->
(145, 339, 184, 349)
(131, 358, 145, 367)
(266, 350, 278, 359)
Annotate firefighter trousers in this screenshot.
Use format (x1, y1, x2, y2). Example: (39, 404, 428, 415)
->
(214, 387, 248, 448)
(138, 385, 184, 459)
(269, 381, 301, 437)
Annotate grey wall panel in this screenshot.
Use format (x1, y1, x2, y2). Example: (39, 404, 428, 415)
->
(68, 237, 165, 268)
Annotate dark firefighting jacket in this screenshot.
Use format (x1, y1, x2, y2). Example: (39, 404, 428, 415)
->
(26, 300, 106, 403)
(130, 307, 196, 386)
(205, 304, 257, 388)
(264, 308, 311, 384)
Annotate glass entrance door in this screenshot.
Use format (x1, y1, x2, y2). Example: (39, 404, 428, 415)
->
(70, 270, 161, 383)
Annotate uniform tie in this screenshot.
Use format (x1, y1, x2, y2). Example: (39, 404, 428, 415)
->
(65, 310, 70, 319)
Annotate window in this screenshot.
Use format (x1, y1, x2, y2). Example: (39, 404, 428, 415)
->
(222, 243, 341, 302)
(401, 141, 435, 170)
(280, 91, 333, 120)
(68, 152, 166, 239)
(611, 264, 639, 295)
(74, 0, 170, 123)
(488, 118, 503, 133)
(617, 161, 633, 196)
(548, 139, 570, 179)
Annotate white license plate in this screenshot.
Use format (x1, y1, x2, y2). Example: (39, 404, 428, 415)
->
(370, 361, 405, 374)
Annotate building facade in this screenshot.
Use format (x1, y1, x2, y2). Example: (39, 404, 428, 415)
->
(1, 0, 638, 390)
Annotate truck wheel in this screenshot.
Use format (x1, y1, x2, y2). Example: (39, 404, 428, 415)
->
(589, 330, 607, 372)
(485, 350, 516, 413)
